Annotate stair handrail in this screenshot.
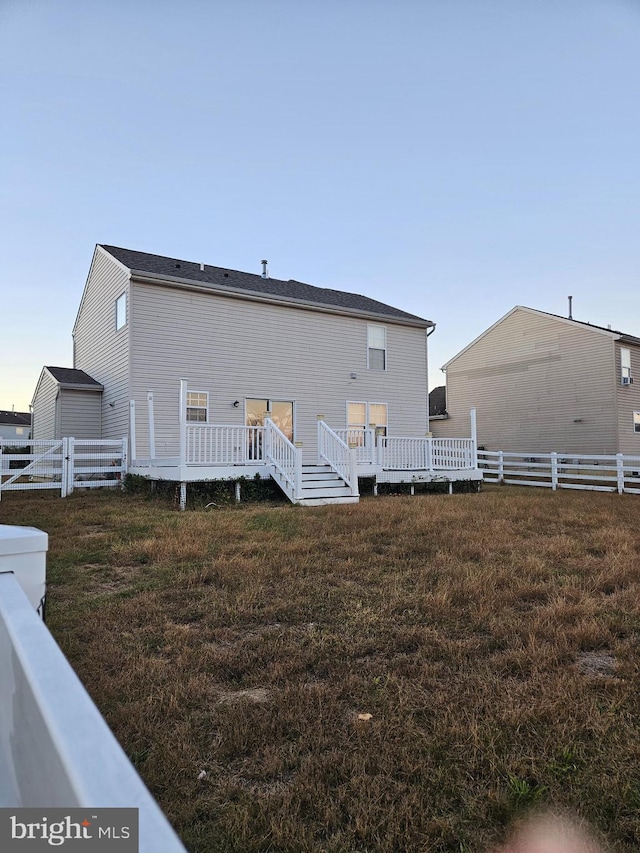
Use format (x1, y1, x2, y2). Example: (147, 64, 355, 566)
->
(264, 419, 303, 500)
(317, 421, 359, 496)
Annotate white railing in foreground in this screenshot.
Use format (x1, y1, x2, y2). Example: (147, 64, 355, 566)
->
(378, 437, 476, 470)
(264, 419, 302, 499)
(0, 438, 127, 498)
(334, 428, 377, 465)
(479, 450, 640, 495)
(0, 573, 185, 850)
(185, 424, 265, 465)
(318, 421, 359, 493)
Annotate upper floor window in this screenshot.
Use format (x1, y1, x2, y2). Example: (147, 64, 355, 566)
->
(621, 348, 632, 384)
(115, 292, 127, 330)
(634, 412, 640, 434)
(186, 391, 208, 422)
(367, 324, 387, 370)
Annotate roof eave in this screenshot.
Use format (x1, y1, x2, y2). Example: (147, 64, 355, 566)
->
(58, 383, 104, 392)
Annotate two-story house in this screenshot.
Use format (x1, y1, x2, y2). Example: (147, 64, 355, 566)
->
(32, 245, 478, 504)
(431, 305, 640, 455)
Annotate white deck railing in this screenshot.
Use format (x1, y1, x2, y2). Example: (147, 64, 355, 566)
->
(378, 437, 476, 470)
(318, 421, 359, 493)
(185, 425, 265, 465)
(333, 428, 377, 464)
(264, 420, 302, 498)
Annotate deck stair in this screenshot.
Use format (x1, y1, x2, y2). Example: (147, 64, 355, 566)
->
(271, 464, 359, 506)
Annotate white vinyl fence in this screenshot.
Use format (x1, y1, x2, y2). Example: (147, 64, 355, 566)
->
(479, 450, 640, 495)
(0, 438, 127, 498)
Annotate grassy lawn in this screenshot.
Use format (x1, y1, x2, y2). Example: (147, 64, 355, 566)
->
(1, 484, 639, 852)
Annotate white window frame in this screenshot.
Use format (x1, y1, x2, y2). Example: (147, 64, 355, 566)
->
(347, 401, 388, 435)
(115, 292, 127, 331)
(186, 391, 209, 423)
(621, 348, 632, 384)
(634, 411, 640, 434)
(367, 324, 387, 371)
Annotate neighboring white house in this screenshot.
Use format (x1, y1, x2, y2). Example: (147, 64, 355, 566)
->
(0, 411, 31, 442)
(431, 305, 640, 455)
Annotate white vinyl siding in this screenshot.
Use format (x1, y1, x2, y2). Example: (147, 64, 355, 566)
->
(432, 308, 618, 454)
(130, 283, 428, 461)
(73, 248, 130, 440)
(616, 344, 640, 454)
(58, 390, 102, 438)
(31, 370, 58, 440)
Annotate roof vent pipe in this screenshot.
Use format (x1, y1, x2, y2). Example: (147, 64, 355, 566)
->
(199, 263, 205, 272)
(568, 295, 573, 320)
(261, 260, 268, 279)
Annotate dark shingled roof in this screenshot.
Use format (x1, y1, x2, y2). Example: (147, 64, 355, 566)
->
(46, 367, 103, 389)
(531, 308, 640, 347)
(100, 245, 431, 326)
(0, 410, 31, 426)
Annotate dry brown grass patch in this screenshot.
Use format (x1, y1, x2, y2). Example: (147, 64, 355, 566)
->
(1, 486, 640, 851)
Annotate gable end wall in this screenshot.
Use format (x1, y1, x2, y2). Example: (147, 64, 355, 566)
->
(73, 249, 130, 440)
(432, 308, 617, 454)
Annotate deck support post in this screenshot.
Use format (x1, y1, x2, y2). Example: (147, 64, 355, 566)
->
(179, 482, 187, 511)
(147, 392, 156, 461)
(235, 481, 241, 502)
(373, 480, 378, 496)
(179, 379, 188, 467)
(129, 400, 137, 464)
(470, 407, 478, 468)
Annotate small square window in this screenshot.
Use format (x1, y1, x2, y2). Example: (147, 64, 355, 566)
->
(115, 292, 127, 330)
(186, 392, 208, 422)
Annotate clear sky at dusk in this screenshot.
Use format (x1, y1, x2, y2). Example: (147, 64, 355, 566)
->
(1, 0, 639, 412)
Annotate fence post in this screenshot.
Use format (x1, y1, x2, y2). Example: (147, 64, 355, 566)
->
(121, 437, 128, 487)
(498, 450, 504, 483)
(61, 438, 68, 497)
(616, 453, 625, 494)
(551, 452, 558, 490)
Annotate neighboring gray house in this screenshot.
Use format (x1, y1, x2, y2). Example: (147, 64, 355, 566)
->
(428, 386, 447, 421)
(36, 244, 434, 461)
(431, 305, 640, 455)
(31, 367, 103, 440)
(0, 411, 31, 442)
